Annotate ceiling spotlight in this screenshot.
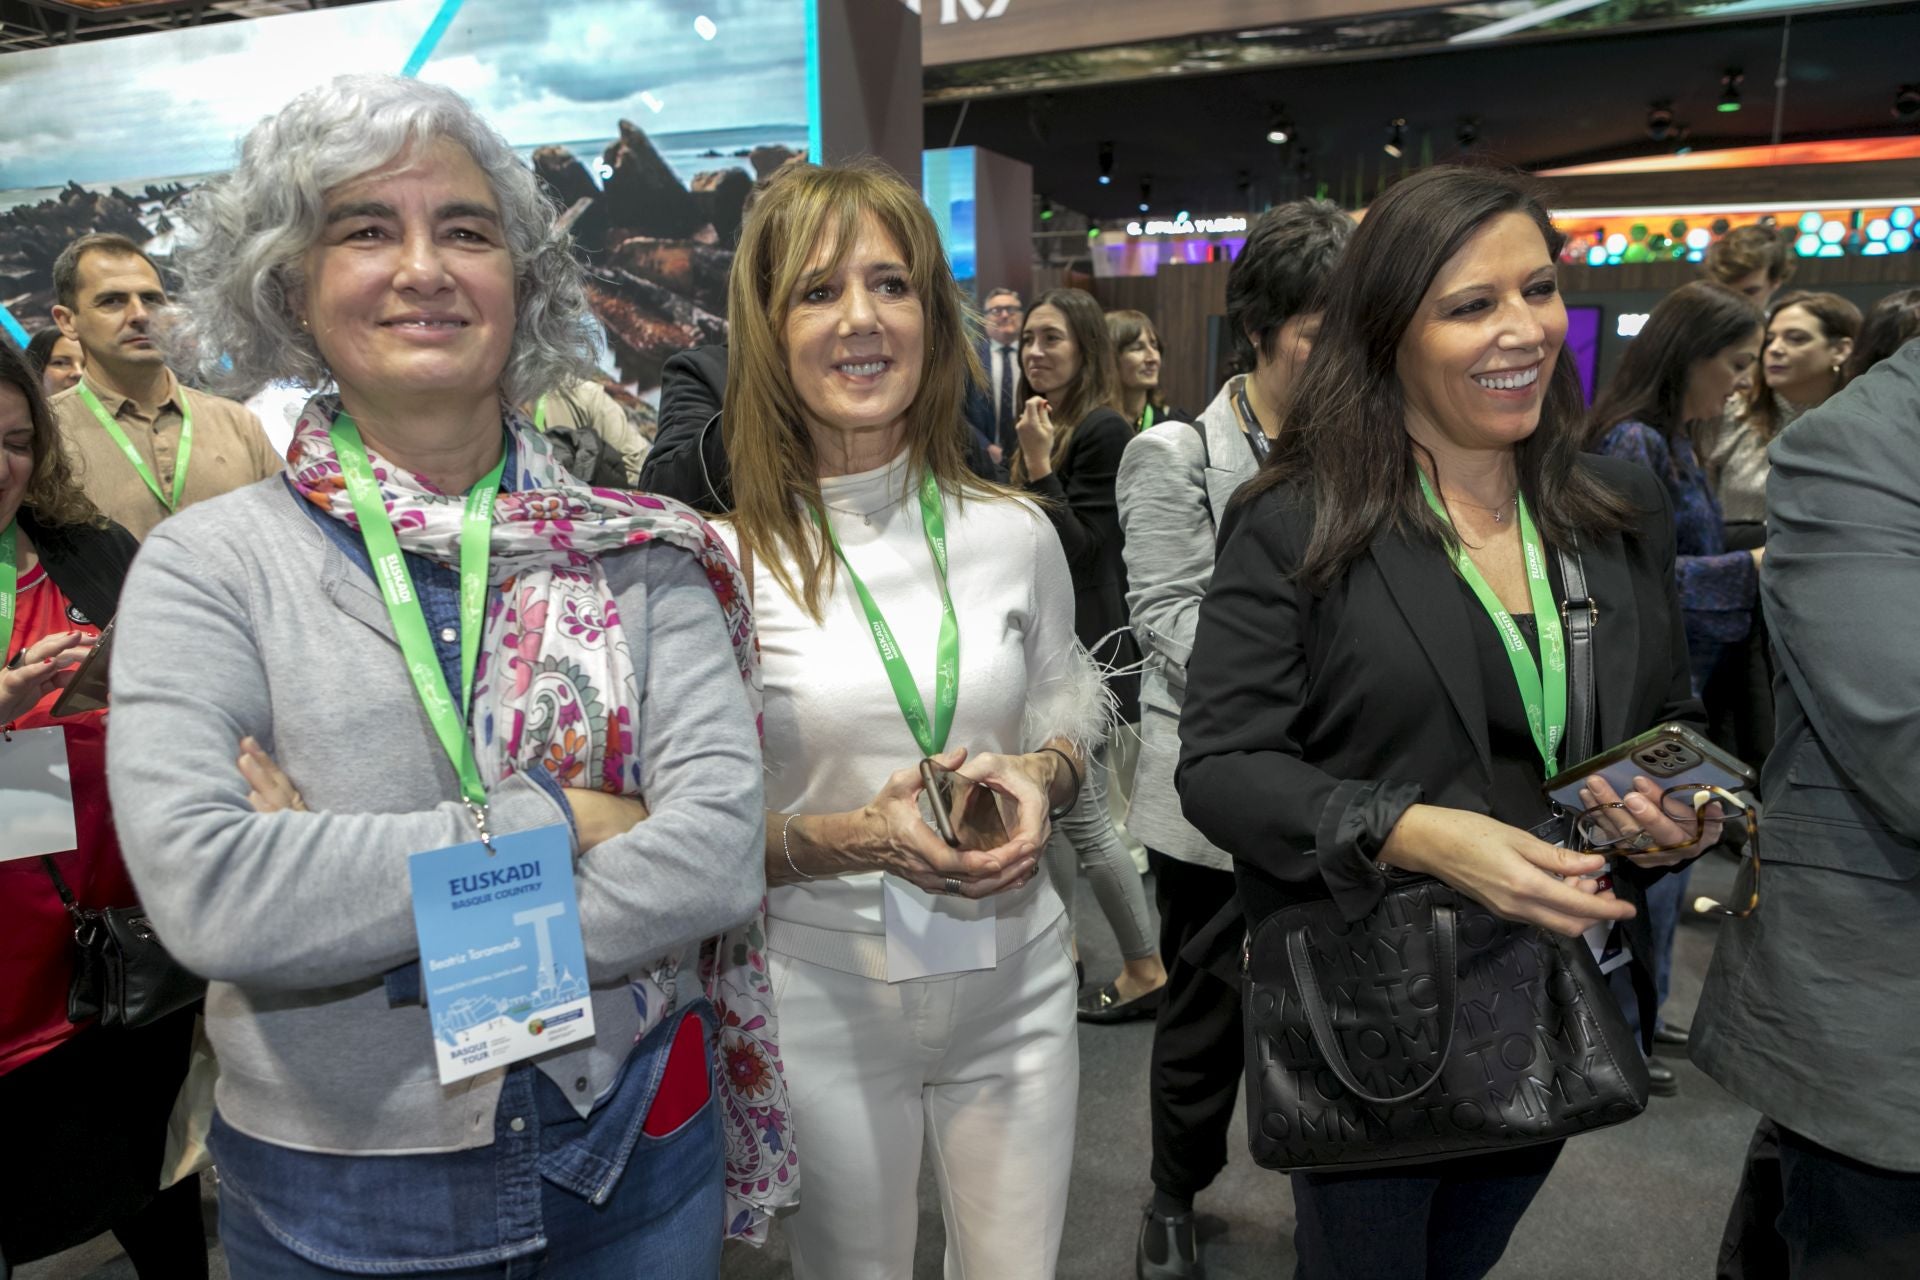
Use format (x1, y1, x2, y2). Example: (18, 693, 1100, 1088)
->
(1896, 84, 1920, 123)
(1039, 195, 1054, 222)
(1646, 101, 1675, 142)
(1139, 175, 1153, 214)
(1266, 106, 1292, 146)
(1384, 117, 1407, 159)
(1098, 140, 1114, 186)
(1455, 116, 1481, 148)
(1718, 69, 1743, 114)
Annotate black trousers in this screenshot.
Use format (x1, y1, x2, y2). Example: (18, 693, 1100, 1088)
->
(1770, 1123, 1920, 1279)
(1147, 851, 1245, 1202)
(1290, 1141, 1563, 1280)
(0, 1006, 208, 1277)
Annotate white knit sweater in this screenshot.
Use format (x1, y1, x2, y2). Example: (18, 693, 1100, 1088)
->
(727, 452, 1104, 978)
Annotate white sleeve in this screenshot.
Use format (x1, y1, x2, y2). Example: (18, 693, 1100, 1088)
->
(1019, 504, 1113, 753)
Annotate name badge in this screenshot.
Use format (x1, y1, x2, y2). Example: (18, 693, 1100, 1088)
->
(0, 726, 75, 862)
(408, 824, 595, 1083)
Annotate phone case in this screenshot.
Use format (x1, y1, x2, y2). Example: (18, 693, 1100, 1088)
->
(1543, 723, 1753, 811)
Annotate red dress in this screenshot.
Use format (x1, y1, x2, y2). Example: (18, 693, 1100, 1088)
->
(0, 559, 130, 1076)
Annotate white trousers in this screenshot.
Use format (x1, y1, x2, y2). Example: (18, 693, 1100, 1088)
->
(770, 919, 1079, 1280)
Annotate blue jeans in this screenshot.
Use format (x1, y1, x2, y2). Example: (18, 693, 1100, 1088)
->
(1642, 863, 1690, 1025)
(215, 1003, 723, 1278)
(219, 1097, 721, 1278)
(1290, 1142, 1563, 1279)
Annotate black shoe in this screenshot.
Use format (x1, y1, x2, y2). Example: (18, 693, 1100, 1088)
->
(1653, 1022, 1690, 1049)
(1647, 1055, 1679, 1097)
(1078, 981, 1164, 1025)
(1136, 1205, 1204, 1280)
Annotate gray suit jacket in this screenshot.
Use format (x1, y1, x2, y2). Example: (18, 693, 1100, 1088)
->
(1691, 337, 1920, 1171)
(1116, 378, 1262, 869)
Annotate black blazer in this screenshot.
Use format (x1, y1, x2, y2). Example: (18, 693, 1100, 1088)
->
(1176, 455, 1702, 1031)
(1025, 405, 1143, 719)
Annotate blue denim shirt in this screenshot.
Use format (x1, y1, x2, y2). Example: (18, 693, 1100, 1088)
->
(212, 451, 688, 1270)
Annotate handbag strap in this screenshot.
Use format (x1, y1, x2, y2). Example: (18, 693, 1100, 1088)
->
(1557, 543, 1598, 766)
(1286, 904, 1461, 1106)
(39, 854, 91, 930)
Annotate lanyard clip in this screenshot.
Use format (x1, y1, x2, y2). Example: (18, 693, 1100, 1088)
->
(465, 799, 495, 853)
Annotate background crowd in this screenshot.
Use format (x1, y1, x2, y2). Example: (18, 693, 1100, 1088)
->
(3, 70, 1917, 1280)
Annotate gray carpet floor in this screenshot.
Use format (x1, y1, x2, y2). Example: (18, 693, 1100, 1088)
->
(23, 858, 1757, 1280)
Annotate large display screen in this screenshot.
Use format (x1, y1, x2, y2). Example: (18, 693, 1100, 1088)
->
(0, 0, 810, 397)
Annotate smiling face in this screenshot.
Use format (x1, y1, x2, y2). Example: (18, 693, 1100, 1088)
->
(1021, 304, 1082, 398)
(0, 383, 33, 534)
(783, 212, 925, 443)
(1398, 212, 1566, 456)
(52, 251, 169, 379)
(299, 137, 517, 409)
(40, 336, 83, 396)
(1117, 328, 1162, 392)
(1763, 304, 1852, 402)
(1684, 328, 1763, 422)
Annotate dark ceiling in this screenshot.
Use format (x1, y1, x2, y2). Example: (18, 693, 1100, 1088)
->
(925, 4, 1920, 222)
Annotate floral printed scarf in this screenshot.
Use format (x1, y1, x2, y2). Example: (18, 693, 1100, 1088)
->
(287, 396, 797, 1244)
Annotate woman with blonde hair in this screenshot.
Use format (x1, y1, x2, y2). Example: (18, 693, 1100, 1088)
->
(722, 160, 1102, 1277)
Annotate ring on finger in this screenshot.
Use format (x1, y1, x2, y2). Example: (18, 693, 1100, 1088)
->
(943, 876, 962, 896)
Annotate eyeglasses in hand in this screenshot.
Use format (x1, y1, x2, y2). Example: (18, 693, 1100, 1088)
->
(1571, 783, 1760, 919)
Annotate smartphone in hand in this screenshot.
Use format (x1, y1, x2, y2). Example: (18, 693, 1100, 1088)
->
(918, 757, 1010, 852)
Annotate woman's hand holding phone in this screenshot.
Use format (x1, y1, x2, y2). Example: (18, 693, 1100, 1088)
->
(1575, 773, 1724, 868)
(857, 749, 1037, 900)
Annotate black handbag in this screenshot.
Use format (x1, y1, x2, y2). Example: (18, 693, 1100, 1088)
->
(41, 856, 205, 1028)
(1240, 545, 1649, 1172)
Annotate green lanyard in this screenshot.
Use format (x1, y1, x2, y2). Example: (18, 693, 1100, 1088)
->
(1417, 472, 1567, 775)
(533, 395, 548, 432)
(814, 471, 959, 757)
(77, 382, 193, 513)
(330, 416, 506, 810)
(1138, 404, 1156, 432)
(0, 521, 16, 639)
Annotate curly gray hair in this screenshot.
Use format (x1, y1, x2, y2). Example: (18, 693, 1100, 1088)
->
(169, 73, 595, 403)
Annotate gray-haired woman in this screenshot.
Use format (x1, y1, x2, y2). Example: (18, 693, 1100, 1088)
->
(107, 74, 781, 1278)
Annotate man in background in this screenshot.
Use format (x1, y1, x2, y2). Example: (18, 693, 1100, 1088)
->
(50, 233, 281, 538)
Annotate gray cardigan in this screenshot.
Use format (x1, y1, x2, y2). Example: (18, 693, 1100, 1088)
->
(1115, 379, 1262, 871)
(107, 477, 765, 1155)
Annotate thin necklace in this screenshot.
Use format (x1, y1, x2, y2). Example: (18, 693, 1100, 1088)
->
(821, 491, 908, 526)
(1443, 490, 1520, 523)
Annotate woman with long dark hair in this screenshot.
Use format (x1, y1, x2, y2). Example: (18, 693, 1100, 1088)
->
(1584, 282, 1763, 1088)
(0, 338, 206, 1277)
(1586, 281, 1765, 691)
(1107, 308, 1186, 431)
(23, 327, 84, 397)
(1011, 286, 1166, 1022)
(1179, 165, 1721, 1278)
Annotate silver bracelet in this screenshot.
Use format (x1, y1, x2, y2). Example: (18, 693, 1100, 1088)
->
(781, 812, 815, 881)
